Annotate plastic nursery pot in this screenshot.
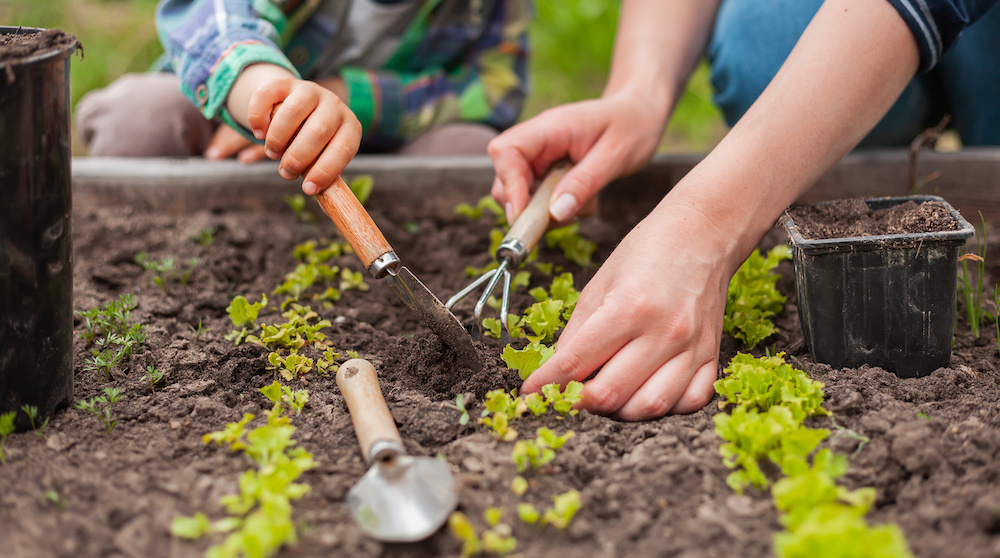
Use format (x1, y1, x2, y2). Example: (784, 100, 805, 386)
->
(783, 195, 975, 378)
(0, 28, 80, 430)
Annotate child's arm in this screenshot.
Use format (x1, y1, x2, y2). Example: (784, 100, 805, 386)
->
(227, 63, 362, 196)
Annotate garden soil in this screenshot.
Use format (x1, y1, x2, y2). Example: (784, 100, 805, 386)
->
(1, 190, 998, 558)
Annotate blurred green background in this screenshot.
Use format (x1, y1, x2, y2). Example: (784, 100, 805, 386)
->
(0, 0, 727, 154)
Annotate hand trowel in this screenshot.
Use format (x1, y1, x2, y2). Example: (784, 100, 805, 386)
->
(336, 358, 458, 542)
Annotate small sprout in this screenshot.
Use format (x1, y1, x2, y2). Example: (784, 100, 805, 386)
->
(517, 503, 540, 524)
(481, 529, 517, 555)
(510, 476, 528, 496)
(74, 388, 125, 434)
(347, 350, 361, 359)
(479, 411, 518, 442)
(443, 393, 471, 426)
(541, 489, 581, 530)
(21, 404, 48, 438)
(203, 413, 256, 450)
(189, 319, 212, 340)
(544, 223, 596, 267)
(261, 381, 309, 415)
(511, 439, 555, 472)
(170, 511, 213, 539)
(404, 221, 420, 234)
(144, 366, 165, 392)
(190, 226, 216, 247)
(0, 411, 16, 463)
(917, 411, 931, 420)
(502, 342, 555, 381)
(43, 489, 66, 511)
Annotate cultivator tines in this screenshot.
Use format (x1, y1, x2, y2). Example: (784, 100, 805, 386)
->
(446, 162, 572, 346)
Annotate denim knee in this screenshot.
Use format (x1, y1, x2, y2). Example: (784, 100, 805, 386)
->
(708, 0, 822, 127)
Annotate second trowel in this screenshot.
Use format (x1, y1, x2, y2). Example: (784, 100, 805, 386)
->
(314, 176, 482, 372)
(337, 358, 458, 541)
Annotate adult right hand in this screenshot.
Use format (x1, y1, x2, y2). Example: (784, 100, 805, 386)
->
(488, 91, 667, 224)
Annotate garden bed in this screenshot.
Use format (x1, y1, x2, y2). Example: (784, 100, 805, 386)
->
(1, 156, 999, 558)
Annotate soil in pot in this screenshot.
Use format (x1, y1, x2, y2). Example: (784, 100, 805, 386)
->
(0, 191, 997, 558)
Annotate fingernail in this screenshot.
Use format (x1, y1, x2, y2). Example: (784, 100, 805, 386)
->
(504, 202, 514, 225)
(303, 181, 318, 196)
(253, 128, 264, 140)
(279, 167, 295, 180)
(550, 193, 578, 222)
(265, 148, 279, 160)
(204, 147, 220, 160)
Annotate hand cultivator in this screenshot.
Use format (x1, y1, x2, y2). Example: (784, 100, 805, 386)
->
(446, 162, 571, 346)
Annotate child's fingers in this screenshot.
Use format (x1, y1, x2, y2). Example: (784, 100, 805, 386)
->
(246, 79, 293, 139)
(264, 91, 319, 160)
(237, 144, 268, 164)
(302, 122, 363, 195)
(278, 109, 345, 179)
(205, 126, 251, 160)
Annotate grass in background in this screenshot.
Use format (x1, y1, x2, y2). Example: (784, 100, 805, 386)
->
(1, 0, 726, 153)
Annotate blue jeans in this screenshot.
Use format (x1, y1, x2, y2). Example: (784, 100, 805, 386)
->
(707, 0, 1000, 146)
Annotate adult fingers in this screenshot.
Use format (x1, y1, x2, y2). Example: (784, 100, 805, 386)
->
(547, 133, 625, 222)
(576, 337, 681, 416)
(615, 352, 716, 421)
(301, 120, 363, 195)
(520, 304, 633, 394)
(669, 361, 720, 415)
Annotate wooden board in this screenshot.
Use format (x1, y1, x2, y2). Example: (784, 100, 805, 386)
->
(72, 148, 1000, 225)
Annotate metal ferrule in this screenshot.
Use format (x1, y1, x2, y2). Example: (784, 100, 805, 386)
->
(368, 251, 400, 279)
(495, 238, 527, 268)
(368, 439, 405, 466)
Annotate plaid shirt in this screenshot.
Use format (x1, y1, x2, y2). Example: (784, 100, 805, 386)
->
(156, 0, 530, 149)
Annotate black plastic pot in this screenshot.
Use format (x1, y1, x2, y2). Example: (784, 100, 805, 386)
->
(783, 195, 975, 378)
(0, 28, 80, 430)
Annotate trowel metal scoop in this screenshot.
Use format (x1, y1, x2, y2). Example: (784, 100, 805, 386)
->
(336, 358, 458, 542)
(314, 176, 482, 373)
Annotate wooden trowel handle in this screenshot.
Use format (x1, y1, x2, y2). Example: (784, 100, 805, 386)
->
(503, 160, 572, 250)
(336, 358, 403, 462)
(315, 177, 393, 268)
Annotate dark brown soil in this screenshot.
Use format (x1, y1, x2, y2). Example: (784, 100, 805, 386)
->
(1, 188, 998, 558)
(0, 28, 79, 62)
(787, 198, 958, 240)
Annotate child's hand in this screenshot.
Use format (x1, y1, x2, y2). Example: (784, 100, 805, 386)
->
(204, 125, 267, 163)
(227, 63, 363, 196)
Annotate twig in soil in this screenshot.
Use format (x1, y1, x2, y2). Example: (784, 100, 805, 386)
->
(907, 114, 950, 195)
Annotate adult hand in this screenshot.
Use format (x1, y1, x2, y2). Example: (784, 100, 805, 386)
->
(520, 199, 728, 421)
(204, 125, 267, 163)
(488, 92, 667, 224)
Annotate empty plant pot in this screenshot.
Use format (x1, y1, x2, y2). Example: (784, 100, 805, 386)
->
(0, 28, 80, 429)
(783, 195, 975, 378)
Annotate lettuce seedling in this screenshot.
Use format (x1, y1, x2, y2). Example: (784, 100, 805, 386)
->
(517, 503, 540, 524)
(772, 503, 913, 558)
(510, 475, 529, 496)
(541, 489, 582, 530)
(284, 193, 316, 223)
(455, 195, 506, 226)
(225, 294, 268, 344)
(267, 352, 315, 381)
(714, 352, 827, 423)
(529, 272, 580, 321)
(0, 411, 15, 463)
(502, 343, 555, 381)
(724, 245, 791, 349)
(511, 439, 555, 472)
(204, 413, 256, 451)
(448, 511, 482, 558)
(480, 411, 518, 442)
(75, 388, 125, 434)
(544, 223, 596, 267)
(524, 392, 548, 416)
(348, 174, 374, 205)
(260, 381, 309, 415)
(540, 382, 584, 415)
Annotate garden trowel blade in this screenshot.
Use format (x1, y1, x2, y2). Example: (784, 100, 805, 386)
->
(384, 266, 483, 373)
(347, 454, 458, 542)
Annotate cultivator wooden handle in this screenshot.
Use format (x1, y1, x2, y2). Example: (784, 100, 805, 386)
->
(336, 358, 404, 464)
(502, 160, 572, 255)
